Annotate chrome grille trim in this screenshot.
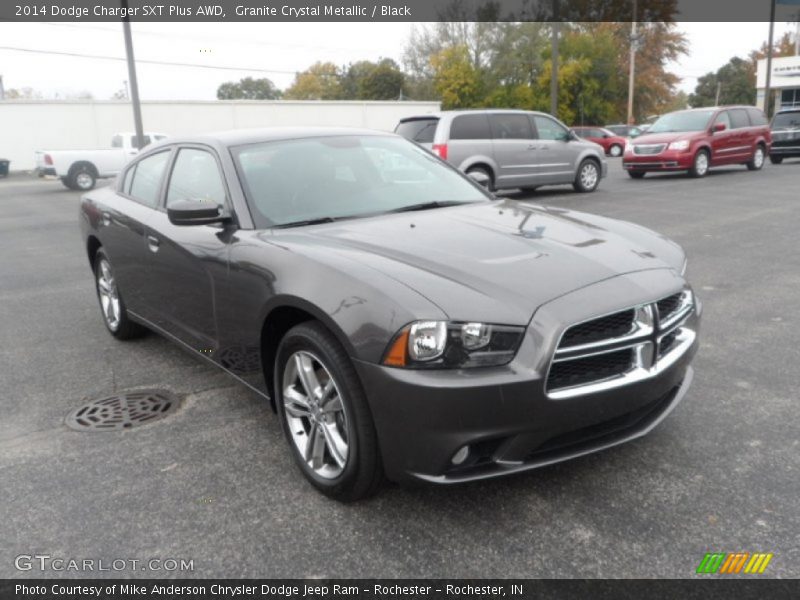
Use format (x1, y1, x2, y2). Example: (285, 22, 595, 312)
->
(546, 290, 695, 399)
(633, 143, 666, 155)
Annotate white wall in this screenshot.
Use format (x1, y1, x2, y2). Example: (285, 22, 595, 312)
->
(0, 100, 440, 170)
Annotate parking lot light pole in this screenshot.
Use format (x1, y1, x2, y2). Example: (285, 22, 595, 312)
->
(121, 0, 145, 151)
(550, 0, 559, 118)
(626, 0, 638, 125)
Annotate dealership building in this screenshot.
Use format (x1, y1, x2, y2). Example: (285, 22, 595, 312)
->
(757, 54, 800, 112)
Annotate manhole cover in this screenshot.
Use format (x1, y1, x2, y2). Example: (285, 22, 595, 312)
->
(65, 389, 181, 432)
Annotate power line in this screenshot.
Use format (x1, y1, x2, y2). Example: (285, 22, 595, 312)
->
(0, 45, 298, 75)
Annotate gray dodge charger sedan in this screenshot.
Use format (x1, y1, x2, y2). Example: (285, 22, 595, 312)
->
(79, 128, 701, 501)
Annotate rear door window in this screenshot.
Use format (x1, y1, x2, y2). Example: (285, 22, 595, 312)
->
(128, 151, 170, 208)
(489, 113, 533, 140)
(395, 118, 438, 143)
(729, 109, 750, 129)
(449, 114, 491, 140)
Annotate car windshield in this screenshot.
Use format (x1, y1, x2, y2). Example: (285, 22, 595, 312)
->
(647, 110, 715, 133)
(772, 111, 800, 129)
(233, 135, 489, 228)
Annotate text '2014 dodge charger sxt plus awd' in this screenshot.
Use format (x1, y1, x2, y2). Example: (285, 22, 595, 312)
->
(80, 128, 701, 501)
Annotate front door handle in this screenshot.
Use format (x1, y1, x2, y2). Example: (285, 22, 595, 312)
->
(147, 235, 160, 253)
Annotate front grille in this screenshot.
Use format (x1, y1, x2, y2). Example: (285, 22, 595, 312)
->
(546, 290, 695, 395)
(633, 144, 666, 155)
(548, 349, 633, 390)
(659, 330, 679, 358)
(560, 309, 635, 348)
(656, 292, 683, 322)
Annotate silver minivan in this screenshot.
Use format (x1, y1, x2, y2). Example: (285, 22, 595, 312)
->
(395, 109, 607, 193)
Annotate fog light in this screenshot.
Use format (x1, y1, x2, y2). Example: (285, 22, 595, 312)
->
(451, 446, 470, 465)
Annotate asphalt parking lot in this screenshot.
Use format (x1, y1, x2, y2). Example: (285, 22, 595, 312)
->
(2, 158, 799, 579)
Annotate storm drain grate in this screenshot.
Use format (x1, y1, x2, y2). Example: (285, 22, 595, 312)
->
(65, 389, 181, 432)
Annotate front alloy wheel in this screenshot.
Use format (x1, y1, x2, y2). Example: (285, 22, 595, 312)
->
(573, 159, 600, 193)
(689, 150, 709, 178)
(275, 322, 382, 501)
(282, 351, 350, 479)
(609, 144, 623, 157)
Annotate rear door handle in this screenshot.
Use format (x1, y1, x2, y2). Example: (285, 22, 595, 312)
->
(147, 235, 160, 253)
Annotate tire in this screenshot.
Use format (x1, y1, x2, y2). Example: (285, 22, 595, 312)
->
(68, 164, 97, 191)
(627, 170, 646, 179)
(746, 145, 766, 171)
(609, 144, 623, 157)
(688, 149, 710, 178)
(572, 159, 601, 193)
(275, 321, 383, 502)
(769, 155, 783, 165)
(466, 166, 495, 192)
(94, 249, 146, 340)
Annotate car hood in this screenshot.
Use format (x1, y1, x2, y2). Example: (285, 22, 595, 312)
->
(631, 131, 702, 144)
(266, 201, 685, 325)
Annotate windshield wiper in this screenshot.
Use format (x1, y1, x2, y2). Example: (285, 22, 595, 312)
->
(272, 216, 339, 229)
(386, 200, 467, 214)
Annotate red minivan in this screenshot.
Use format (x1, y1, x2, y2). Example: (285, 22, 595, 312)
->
(622, 106, 771, 178)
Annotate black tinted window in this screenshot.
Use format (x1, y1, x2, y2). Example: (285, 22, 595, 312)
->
(449, 114, 491, 140)
(532, 115, 569, 140)
(132, 135, 152, 148)
(489, 113, 533, 140)
(747, 108, 768, 127)
(167, 148, 226, 208)
(395, 118, 438, 143)
(729, 109, 750, 129)
(111, 135, 123, 149)
(128, 151, 170, 208)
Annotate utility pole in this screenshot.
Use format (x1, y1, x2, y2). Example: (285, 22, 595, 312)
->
(764, 0, 777, 116)
(550, 0, 559, 118)
(715, 81, 721, 105)
(0, 75, 5, 101)
(121, 0, 145, 150)
(626, 0, 638, 125)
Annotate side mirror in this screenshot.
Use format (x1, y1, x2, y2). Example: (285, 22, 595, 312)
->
(467, 170, 491, 189)
(167, 200, 228, 226)
(712, 123, 727, 133)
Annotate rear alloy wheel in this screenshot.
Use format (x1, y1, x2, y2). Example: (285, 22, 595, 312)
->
(689, 150, 709, 178)
(573, 159, 600, 193)
(609, 144, 623, 157)
(69, 166, 97, 191)
(275, 322, 382, 501)
(627, 170, 646, 179)
(466, 166, 495, 192)
(94, 249, 146, 340)
(769, 155, 784, 165)
(747, 145, 765, 171)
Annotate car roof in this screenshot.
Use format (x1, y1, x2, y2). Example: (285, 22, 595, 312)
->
(156, 127, 394, 147)
(399, 109, 552, 121)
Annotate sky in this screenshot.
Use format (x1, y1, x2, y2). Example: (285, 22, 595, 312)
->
(0, 21, 797, 101)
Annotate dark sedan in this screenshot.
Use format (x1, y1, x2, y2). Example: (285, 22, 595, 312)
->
(80, 128, 701, 501)
(769, 108, 800, 164)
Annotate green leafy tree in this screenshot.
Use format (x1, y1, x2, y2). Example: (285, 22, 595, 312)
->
(284, 62, 342, 100)
(341, 59, 405, 100)
(689, 57, 755, 107)
(430, 45, 483, 109)
(217, 77, 281, 100)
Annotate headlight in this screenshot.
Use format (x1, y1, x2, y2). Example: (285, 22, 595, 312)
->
(668, 140, 691, 151)
(383, 320, 525, 368)
(680, 257, 688, 277)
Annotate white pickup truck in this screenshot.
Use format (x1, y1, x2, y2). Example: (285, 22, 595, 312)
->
(35, 131, 168, 191)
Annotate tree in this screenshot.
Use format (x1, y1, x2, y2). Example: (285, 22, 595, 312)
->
(283, 62, 342, 100)
(4, 87, 42, 100)
(689, 57, 754, 107)
(340, 59, 405, 100)
(217, 77, 281, 100)
(430, 45, 482, 110)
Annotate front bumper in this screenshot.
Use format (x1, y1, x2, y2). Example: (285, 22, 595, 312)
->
(623, 150, 693, 171)
(355, 270, 701, 484)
